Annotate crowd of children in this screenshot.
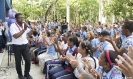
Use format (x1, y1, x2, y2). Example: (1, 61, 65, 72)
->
(23, 19, 133, 79)
(1, 18, 133, 79)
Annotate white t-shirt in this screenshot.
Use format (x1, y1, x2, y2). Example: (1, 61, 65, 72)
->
(74, 53, 99, 78)
(10, 23, 30, 45)
(102, 16, 106, 24)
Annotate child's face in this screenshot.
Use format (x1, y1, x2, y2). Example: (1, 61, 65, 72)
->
(50, 34, 55, 39)
(99, 35, 104, 42)
(30, 38, 33, 41)
(78, 43, 86, 55)
(67, 39, 73, 47)
(86, 32, 90, 39)
(51, 29, 54, 32)
(99, 35, 109, 42)
(56, 29, 60, 34)
(122, 24, 127, 35)
(42, 32, 46, 37)
(99, 52, 107, 67)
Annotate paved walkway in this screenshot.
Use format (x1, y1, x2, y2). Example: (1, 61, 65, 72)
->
(0, 50, 44, 79)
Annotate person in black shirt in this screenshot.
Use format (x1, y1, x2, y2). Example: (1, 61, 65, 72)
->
(61, 18, 68, 34)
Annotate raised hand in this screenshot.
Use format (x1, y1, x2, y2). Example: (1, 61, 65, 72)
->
(82, 58, 92, 71)
(115, 32, 120, 39)
(24, 22, 28, 30)
(115, 53, 133, 78)
(90, 69, 102, 79)
(128, 45, 133, 60)
(105, 36, 113, 43)
(69, 58, 79, 67)
(59, 57, 66, 61)
(54, 38, 58, 44)
(67, 53, 76, 60)
(68, 54, 79, 67)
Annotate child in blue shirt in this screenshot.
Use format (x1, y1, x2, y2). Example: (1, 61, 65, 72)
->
(90, 50, 123, 79)
(91, 31, 110, 58)
(81, 26, 87, 40)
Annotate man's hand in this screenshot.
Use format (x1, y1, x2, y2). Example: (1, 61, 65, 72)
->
(24, 22, 28, 30)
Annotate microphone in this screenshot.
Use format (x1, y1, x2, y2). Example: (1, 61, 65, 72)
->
(22, 21, 25, 23)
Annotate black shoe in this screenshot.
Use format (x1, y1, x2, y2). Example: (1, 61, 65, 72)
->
(18, 75, 26, 79)
(24, 74, 33, 79)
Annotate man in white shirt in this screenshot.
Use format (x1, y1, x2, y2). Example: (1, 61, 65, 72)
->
(10, 13, 33, 79)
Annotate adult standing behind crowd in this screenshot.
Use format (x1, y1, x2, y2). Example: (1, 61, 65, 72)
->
(10, 13, 33, 79)
(8, 9, 18, 42)
(61, 18, 68, 34)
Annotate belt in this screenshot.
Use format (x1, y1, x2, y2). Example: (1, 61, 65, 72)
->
(12, 44, 27, 46)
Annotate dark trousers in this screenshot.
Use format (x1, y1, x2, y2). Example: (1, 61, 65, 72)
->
(44, 59, 62, 74)
(48, 66, 71, 79)
(61, 29, 67, 34)
(12, 44, 31, 76)
(60, 73, 77, 79)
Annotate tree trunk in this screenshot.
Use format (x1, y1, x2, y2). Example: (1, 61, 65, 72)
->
(79, 12, 81, 24)
(44, 0, 58, 22)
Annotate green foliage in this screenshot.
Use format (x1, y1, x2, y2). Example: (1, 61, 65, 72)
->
(104, 0, 133, 19)
(13, 0, 46, 20)
(13, 0, 99, 23)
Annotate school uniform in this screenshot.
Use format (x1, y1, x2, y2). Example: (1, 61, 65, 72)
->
(43, 42, 68, 77)
(121, 34, 133, 53)
(34, 37, 48, 56)
(110, 28, 117, 37)
(48, 22, 54, 30)
(29, 40, 36, 51)
(54, 22, 58, 28)
(96, 27, 103, 33)
(87, 25, 93, 31)
(91, 38, 108, 58)
(77, 30, 82, 35)
(57, 53, 99, 79)
(48, 45, 78, 79)
(38, 45, 57, 70)
(97, 66, 123, 79)
(81, 31, 86, 40)
(105, 27, 109, 32)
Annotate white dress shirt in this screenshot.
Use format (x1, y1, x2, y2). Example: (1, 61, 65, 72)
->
(10, 23, 30, 45)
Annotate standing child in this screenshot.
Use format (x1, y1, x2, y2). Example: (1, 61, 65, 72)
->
(81, 26, 87, 40)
